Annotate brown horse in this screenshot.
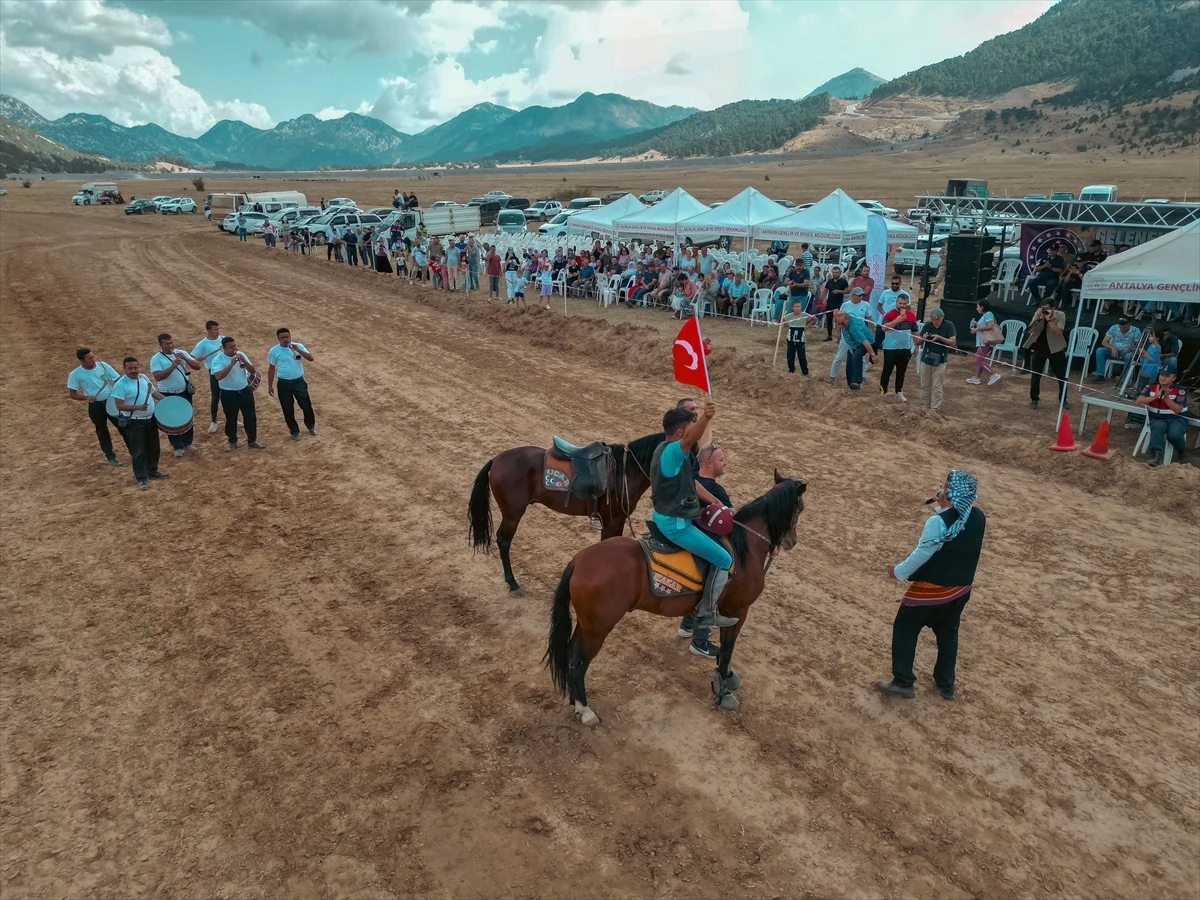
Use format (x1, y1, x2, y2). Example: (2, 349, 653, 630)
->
(544, 472, 806, 724)
(468, 432, 664, 596)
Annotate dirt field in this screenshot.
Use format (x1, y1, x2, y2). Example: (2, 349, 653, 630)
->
(1, 180, 1198, 899)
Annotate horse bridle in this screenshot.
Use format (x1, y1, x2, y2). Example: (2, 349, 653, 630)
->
(618, 445, 654, 536)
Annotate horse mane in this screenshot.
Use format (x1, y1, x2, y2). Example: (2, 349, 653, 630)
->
(613, 432, 664, 480)
(728, 479, 801, 567)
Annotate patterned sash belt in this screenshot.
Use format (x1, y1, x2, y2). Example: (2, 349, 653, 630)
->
(900, 581, 971, 606)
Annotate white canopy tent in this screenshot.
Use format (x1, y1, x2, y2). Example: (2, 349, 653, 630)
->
(613, 187, 709, 240)
(677, 186, 793, 237)
(1057, 220, 1200, 425)
(567, 192, 646, 237)
(752, 188, 919, 244)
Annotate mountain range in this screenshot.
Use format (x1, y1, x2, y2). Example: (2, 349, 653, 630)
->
(805, 68, 885, 101)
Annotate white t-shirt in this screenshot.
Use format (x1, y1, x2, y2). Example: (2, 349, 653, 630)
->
(192, 335, 225, 367)
(267, 342, 307, 380)
(208, 350, 251, 390)
(844, 299, 871, 320)
(67, 361, 120, 401)
(151, 349, 196, 394)
(876, 289, 903, 323)
(111, 374, 156, 419)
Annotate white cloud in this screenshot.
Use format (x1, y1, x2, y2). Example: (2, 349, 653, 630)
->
(0, 0, 172, 57)
(315, 107, 351, 120)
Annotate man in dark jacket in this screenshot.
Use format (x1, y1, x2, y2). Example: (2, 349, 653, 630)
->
(876, 470, 986, 701)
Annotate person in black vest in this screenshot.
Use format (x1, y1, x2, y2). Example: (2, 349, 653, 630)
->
(678, 442, 733, 658)
(876, 470, 986, 701)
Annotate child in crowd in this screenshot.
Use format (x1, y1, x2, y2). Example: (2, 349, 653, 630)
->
(783, 298, 814, 375)
(505, 258, 525, 309)
(393, 244, 409, 282)
(539, 264, 554, 310)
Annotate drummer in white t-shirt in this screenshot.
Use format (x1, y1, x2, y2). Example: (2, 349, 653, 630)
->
(111, 357, 168, 490)
(151, 333, 202, 457)
(66, 346, 125, 466)
(191, 320, 225, 434)
(208, 337, 265, 452)
(266, 327, 317, 440)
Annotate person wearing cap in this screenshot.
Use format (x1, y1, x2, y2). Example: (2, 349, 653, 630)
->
(1022, 298, 1068, 410)
(1136, 370, 1189, 467)
(876, 470, 987, 701)
(914, 308, 957, 413)
(1092, 317, 1142, 382)
(835, 308, 876, 391)
(828, 286, 872, 380)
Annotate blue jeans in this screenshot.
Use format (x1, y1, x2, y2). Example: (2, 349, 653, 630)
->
(1094, 346, 1132, 376)
(846, 344, 867, 386)
(1149, 417, 1187, 454)
(652, 516, 732, 570)
(237, 227, 247, 242)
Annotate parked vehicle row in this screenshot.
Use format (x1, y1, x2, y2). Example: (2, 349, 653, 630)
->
(124, 196, 196, 215)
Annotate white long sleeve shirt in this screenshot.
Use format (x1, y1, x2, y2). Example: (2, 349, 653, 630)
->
(894, 514, 949, 581)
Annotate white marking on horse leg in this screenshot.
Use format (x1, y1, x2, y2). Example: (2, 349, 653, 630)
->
(580, 706, 600, 727)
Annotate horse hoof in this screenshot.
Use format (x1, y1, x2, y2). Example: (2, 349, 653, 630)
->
(508, 587, 524, 598)
(724, 671, 742, 692)
(717, 692, 740, 711)
(578, 708, 600, 727)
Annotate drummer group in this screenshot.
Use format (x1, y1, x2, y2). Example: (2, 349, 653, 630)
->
(66, 321, 318, 490)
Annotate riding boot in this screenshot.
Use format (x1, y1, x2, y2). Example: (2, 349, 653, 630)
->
(694, 567, 737, 629)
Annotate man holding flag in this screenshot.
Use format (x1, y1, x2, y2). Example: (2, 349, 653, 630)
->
(659, 316, 737, 630)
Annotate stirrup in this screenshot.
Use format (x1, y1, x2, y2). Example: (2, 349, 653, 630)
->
(588, 513, 603, 532)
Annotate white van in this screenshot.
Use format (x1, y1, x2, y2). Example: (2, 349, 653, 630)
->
(566, 197, 602, 211)
(243, 191, 307, 214)
(1078, 184, 1118, 202)
(495, 209, 528, 235)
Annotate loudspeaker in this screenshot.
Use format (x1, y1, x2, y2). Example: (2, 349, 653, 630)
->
(943, 235, 997, 303)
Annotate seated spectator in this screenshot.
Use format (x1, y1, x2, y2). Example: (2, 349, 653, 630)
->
(1136, 371, 1189, 467)
(759, 260, 779, 293)
(1092, 316, 1142, 382)
(652, 263, 675, 307)
(693, 273, 719, 317)
(1156, 325, 1182, 374)
(1057, 258, 1083, 305)
(631, 267, 657, 307)
(1080, 239, 1108, 273)
(552, 249, 568, 274)
(1025, 243, 1066, 302)
(1132, 331, 1162, 396)
(669, 273, 697, 318)
(575, 260, 597, 296)
(564, 260, 581, 293)
(726, 272, 751, 317)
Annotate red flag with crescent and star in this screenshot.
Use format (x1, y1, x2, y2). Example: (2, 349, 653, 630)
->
(671, 315, 712, 395)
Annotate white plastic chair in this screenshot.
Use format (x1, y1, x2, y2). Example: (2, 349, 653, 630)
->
(990, 258, 1020, 301)
(1066, 326, 1098, 388)
(598, 274, 622, 308)
(989, 319, 1026, 373)
(553, 269, 568, 297)
(748, 289, 773, 326)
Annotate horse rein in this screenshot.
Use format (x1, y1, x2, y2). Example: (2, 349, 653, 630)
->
(731, 519, 776, 572)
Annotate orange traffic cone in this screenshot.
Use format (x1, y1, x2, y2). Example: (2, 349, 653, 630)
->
(1048, 412, 1077, 452)
(1081, 419, 1116, 460)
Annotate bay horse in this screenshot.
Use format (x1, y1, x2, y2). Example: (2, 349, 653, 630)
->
(468, 432, 664, 596)
(544, 472, 806, 725)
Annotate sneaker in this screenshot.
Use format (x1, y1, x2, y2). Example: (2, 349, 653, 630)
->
(184, 445, 199, 454)
(896, 391, 907, 402)
(290, 432, 302, 441)
(677, 625, 694, 638)
(137, 480, 149, 491)
(308, 426, 317, 435)
(1148, 452, 1164, 468)
(1090, 375, 1106, 383)
(173, 448, 185, 457)
(149, 471, 169, 480)
(849, 383, 860, 391)
(932, 677, 955, 701)
(1029, 401, 1039, 409)
(106, 456, 120, 466)
(1175, 450, 1189, 465)
(208, 421, 219, 433)
(987, 373, 1002, 386)
(965, 377, 982, 385)
(226, 442, 237, 452)
(874, 679, 915, 700)
(248, 441, 266, 450)
(688, 639, 719, 659)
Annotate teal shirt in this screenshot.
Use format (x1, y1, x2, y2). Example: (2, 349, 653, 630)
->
(841, 314, 874, 348)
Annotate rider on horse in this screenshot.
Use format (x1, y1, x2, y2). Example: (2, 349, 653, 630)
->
(651, 400, 738, 629)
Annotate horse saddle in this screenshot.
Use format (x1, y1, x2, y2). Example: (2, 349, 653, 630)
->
(544, 436, 611, 501)
(639, 519, 734, 598)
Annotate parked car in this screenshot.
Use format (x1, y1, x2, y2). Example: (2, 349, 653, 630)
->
(525, 199, 562, 221)
(267, 206, 320, 228)
(501, 196, 530, 211)
(600, 191, 628, 204)
(365, 207, 395, 217)
(894, 235, 949, 276)
(857, 199, 899, 218)
(639, 189, 669, 204)
(221, 211, 270, 233)
(566, 196, 602, 211)
(1078, 184, 1118, 202)
(300, 210, 383, 242)
(1143, 198, 1172, 204)
(483, 190, 510, 200)
(150, 195, 172, 209)
(1023, 194, 1047, 200)
(1049, 191, 1075, 201)
(160, 197, 197, 214)
(467, 200, 502, 227)
(430, 200, 457, 208)
(326, 197, 357, 209)
(72, 191, 92, 205)
(495, 209, 529, 235)
(538, 210, 583, 237)
(124, 198, 157, 215)
(777, 199, 797, 209)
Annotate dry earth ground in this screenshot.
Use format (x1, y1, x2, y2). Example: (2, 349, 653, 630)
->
(1, 177, 1198, 899)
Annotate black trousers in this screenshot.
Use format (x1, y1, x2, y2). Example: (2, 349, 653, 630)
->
(881, 349, 912, 393)
(221, 387, 257, 444)
(891, 594, 970, 690)
(277, 377, 315, 434)
(346, 245, 358, 266)
(162, 391, 194, 450)
(786, 338, 808, 374)
(124, 418, 161, 481)
(87, 400, 125, 458)
(1029, 347, 1067, 403)
(208, 374, 220, 422)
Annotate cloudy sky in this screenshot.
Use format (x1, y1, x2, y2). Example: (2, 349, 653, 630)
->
(0, 0, 1055, 137)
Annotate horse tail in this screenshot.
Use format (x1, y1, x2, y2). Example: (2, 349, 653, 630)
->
(467, 459, 494, 552)
(544, 562, 575, 696)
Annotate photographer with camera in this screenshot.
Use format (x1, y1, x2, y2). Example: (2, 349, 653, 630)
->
(1021, 299, 1068, 410)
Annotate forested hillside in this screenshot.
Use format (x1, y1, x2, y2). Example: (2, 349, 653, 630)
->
(491, 96, 830, 162)
(872, 0, 1200, 104)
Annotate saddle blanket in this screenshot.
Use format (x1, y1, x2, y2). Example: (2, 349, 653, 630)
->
(639, 532, 734, 598)
(543, 450, 573, 493)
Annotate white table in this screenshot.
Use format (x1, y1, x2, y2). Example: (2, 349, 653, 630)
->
(1079, 394, 1200, 453)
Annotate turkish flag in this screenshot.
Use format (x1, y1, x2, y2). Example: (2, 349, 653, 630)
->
(672, 315, 712, 395)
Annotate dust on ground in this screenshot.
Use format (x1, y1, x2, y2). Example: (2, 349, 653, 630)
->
(1, 187, 1198, 899)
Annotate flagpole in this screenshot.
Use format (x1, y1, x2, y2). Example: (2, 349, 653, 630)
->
(693, 307, 713, 398)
